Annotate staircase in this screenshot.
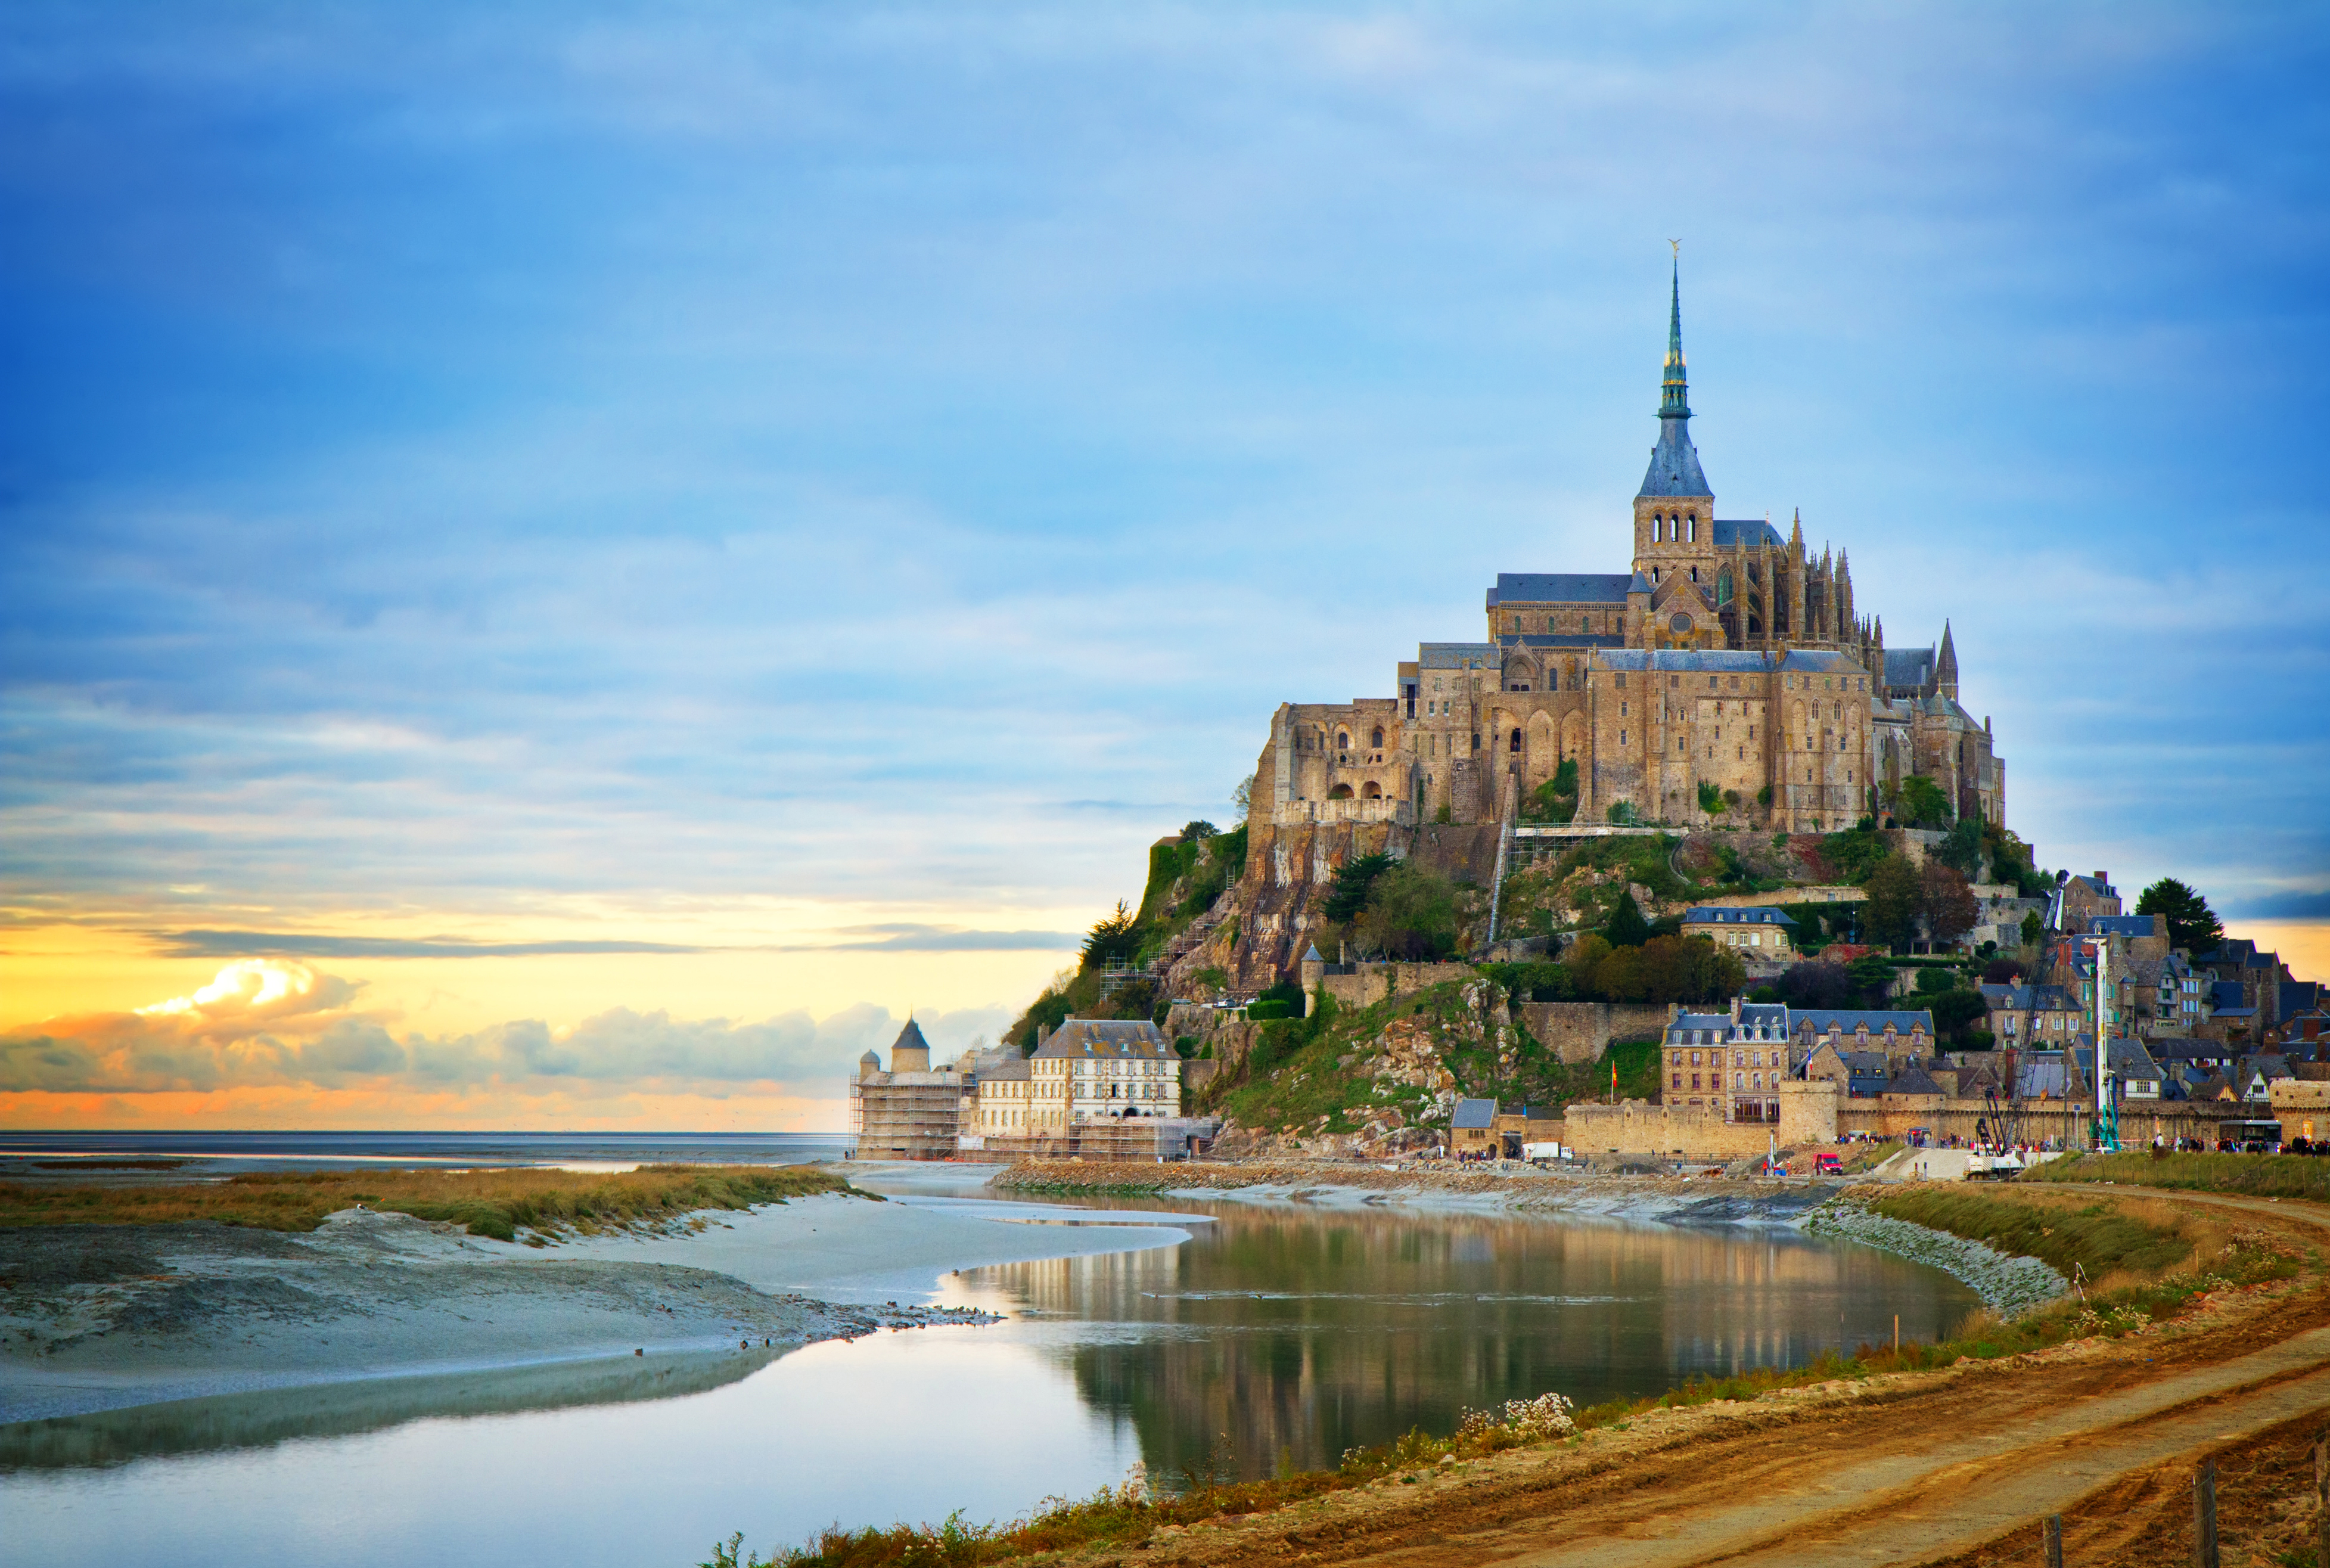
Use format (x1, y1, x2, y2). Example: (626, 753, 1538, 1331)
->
(1150, 893, 1235, 976)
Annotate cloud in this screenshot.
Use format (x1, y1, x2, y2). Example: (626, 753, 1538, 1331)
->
(1, 961, 1011, 1095)
(799, 924, 1079, 953)
(150, 930, 716, 960)
(2222, 892, 2330, 921)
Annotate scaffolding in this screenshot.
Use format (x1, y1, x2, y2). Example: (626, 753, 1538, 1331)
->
(849, 1070, 965, 1160)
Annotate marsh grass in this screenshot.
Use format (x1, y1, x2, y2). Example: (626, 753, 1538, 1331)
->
(1860, 1185, 2193, 1280)
(0, 1163, 859, 1242)
(699, 1184, 2309, 1568)
(2027, 1151, 2330, 1204)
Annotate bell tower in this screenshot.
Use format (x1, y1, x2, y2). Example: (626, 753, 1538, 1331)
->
(1632, 251, 1715, 590)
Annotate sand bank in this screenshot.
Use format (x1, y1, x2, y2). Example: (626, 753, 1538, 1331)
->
(0, 1182, 1201, 1424)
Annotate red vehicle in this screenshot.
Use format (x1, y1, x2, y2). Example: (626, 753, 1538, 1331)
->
(1815, 1153, 1843, 1176)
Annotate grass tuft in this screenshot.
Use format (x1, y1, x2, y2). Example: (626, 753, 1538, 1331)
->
(0, 1163, 860, 1241)
(2025, 1150, 2330, 1204)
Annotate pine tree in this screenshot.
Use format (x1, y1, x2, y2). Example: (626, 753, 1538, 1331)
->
(2135, 878, 2223, 954)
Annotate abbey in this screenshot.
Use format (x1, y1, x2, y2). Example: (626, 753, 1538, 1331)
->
(1256, 268, 2004, 835)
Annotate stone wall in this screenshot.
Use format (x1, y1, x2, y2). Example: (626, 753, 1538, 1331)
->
(1318, 961, 1479, 1012)
(1560, 1079, 1837, 1156)
(1832, 1101, 2253, 1146)
(1518, 1001, 1674, 1064)
(1693, 886, 1866, 908)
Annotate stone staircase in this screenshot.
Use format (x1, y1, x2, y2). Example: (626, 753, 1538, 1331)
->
(1150, 893, 1235, 976)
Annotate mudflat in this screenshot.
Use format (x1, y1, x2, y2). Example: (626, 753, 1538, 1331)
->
(0, 1187, 1197, 1423)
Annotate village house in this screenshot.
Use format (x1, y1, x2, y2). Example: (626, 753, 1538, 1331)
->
(1027, 1018, 1184, 1126)
(1662, 999, 1795, 1120)
(1980, 982, 2082, 1047)
(1680, 905, 1798, 960)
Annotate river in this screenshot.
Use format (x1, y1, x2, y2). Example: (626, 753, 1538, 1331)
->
(0, 1180, 1977, 1567)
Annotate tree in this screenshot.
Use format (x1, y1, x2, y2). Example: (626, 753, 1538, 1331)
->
(1919, 861, 1980, 951)
(1081, 900, 1138, 967)
(1862, 854, 1921, 951)
(1602, 889, 1652, 949)
(2020, 909, 2045, 946)
(1322, 853, 1395, 923)
(1929, 989, 1987, 1044)
(1697, 780, 1725, 815)
(2136, 877, 2224, 955)
(1848, 952, 1900, 1002)
(1180, 820, 1217, 842)
(1934, 816, 1984, 878)
(1595, 943, 1647, 1001)
(1231, 775, 1254, 821)
(1354, 862, 1461, 960)
(1981, 955, 2026, 984)
(1563, 933, 1613, 996)
(1896, 775, 1953, 830)
(1778, 959, 1856, 1010)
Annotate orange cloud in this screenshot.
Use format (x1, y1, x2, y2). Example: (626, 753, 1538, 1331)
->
(2, 961, 992, 1106)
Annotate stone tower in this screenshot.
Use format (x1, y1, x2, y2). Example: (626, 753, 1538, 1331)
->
(1632, 258, 1715, 582)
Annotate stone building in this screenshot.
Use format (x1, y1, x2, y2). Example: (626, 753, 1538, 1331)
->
(849, 1020, 964, 1160)
(1679, 905, 1798, 961)
(1251, 263, 2006, 837)
(1026, 1018, 1184, 1128)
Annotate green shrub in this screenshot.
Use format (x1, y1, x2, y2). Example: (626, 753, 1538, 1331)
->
(1696, 780, 1725, 814)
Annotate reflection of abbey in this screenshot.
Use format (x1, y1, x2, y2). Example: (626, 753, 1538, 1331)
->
(1258, 268, 2003, 836)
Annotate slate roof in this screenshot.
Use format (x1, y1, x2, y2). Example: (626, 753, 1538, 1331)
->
(1684, 906, 1798, 927)
(1497, 634, 1629, 650)
(1639, 417, 1711, 498)
(891, 1020, 933, 1054)
(980, 1056, 1032, 1082)
(1486, 573, 1635, 607)
(1419, 642, 1500, 669)
(1711, 518, 1786, 549)
(2282, 981, 2322, 1015)
(1598, 649, 1781, 674)
(2149, 1038, 2233, 1064)
(1885, 1066, 1945, 1096)
(1030, 1019, 1176, 1058)
(1884, 648, 1937, 687)
(1452, 1097, 1499, 1131)
(2090, 915, 2160, 939)
(1794, 1008, 1937, 1035)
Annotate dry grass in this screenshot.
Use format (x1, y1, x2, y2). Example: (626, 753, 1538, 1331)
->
(2027, 1149, 2330, 1203)
(0, 1163, 860, 1242)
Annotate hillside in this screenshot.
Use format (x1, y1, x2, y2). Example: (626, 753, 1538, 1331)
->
(1000, 805, 2043, 1151)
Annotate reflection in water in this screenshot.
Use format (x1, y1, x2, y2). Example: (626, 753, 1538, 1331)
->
(0, 1200, 1978, 1567)
(0, 1348, 776, 1471)
(964, 1200, 1979, 1481)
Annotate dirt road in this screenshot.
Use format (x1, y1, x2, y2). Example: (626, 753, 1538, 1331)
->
(1094, 1188, 2330, 1568)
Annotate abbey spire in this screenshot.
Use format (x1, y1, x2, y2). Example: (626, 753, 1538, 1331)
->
(1637, 253, 1711, 499)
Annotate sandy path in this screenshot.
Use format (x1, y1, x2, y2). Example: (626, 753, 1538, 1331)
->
(1101, 1186, 2330, 1568)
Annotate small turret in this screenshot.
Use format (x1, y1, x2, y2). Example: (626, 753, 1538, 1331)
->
(1936, 620, 1959, 701)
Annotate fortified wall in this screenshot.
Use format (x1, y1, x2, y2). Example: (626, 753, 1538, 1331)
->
(1562, 1079, 1838, 1157)
(1517, 1001, 1674, 1065)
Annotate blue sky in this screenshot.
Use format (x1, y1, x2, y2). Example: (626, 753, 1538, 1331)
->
(3, 3, 2325, 1125)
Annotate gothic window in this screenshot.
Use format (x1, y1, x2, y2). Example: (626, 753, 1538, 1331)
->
(1371, 726, 1384, 749)
(1716, 569, 1733, 606)
(1689, 566, 1700, 583)
(1509, 728, 1522, 753)
(1337, 729, 1350, 750)
(1689, 516, 1698, 542)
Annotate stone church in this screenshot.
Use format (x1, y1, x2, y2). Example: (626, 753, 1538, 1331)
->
(1256, 268, 2004, 836)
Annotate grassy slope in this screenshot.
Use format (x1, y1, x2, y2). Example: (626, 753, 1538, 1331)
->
(0, 1163, 858, 1243)
(1203, 984, 1665, 1135)
(2026, 1151, 2330, 1204)
(1860, 1186, 2192, 1280)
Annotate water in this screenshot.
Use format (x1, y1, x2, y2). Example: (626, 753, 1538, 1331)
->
(0, 1184, 1977, 1568)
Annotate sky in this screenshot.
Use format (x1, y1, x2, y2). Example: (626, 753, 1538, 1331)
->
(4, 2, 2325, 1132)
